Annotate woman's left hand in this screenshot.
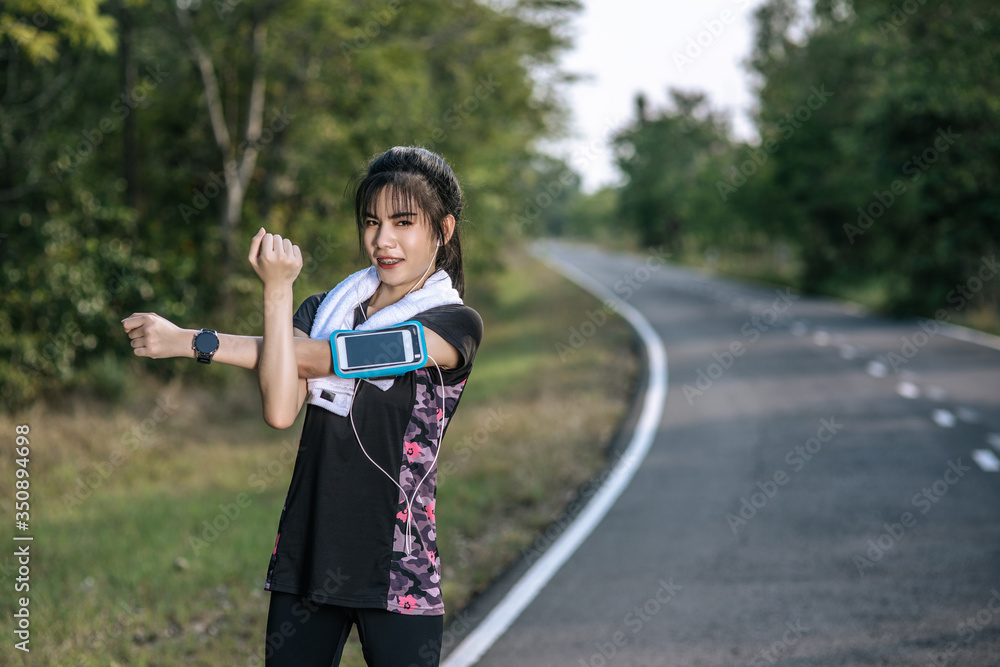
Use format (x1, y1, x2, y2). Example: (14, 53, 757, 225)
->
(249, 227, 303, 287)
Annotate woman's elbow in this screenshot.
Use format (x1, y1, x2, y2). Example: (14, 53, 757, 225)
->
(262, 406, 297, 430)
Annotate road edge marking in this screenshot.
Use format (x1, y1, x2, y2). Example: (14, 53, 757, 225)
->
(442, 244, 668, 667)
(937, 323, 1000, 352)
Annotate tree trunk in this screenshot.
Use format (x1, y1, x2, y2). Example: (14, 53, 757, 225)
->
(176, 9, 268, 317)
(119, 2, 138, 209)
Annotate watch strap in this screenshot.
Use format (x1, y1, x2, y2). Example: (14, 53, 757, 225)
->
(193, 329, 219, 364)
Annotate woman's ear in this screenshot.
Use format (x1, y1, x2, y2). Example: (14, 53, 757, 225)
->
(440, 214, 456, 245)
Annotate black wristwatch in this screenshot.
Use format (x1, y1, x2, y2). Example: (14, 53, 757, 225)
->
(192, 329, 220, 364)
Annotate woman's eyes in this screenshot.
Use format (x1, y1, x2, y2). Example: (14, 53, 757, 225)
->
(366, 219, 413, 226)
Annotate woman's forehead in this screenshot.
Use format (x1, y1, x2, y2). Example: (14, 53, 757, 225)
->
(367, 186, 429, 219)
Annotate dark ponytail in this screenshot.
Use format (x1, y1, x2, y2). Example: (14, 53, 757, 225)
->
(352, 146, 466, 297)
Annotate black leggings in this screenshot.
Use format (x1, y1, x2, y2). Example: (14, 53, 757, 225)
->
(263, 591, 444, 667)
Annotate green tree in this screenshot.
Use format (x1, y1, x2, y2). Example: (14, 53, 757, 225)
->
(613, 90, 736, 252)
(1, 0, 581, 410)
(748, 0, 1000, 314)
(0, 0, 115, 63)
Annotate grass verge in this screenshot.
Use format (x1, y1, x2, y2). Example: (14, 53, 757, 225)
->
(0, 246, 638, 666)
(669, 239, 1000, 335)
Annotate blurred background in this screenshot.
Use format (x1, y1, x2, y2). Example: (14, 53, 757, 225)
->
(2, 0, 998, 411)
(1, 0, 998, 664)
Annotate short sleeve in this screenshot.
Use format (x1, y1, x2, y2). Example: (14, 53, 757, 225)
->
(293, 292, 328, 335)
(414, 305, 483, 385)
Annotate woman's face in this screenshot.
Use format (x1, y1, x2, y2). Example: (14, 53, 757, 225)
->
(363, 187, 439, 292)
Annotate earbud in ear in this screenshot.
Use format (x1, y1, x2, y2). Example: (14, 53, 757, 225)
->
(437, 236, 443, 247)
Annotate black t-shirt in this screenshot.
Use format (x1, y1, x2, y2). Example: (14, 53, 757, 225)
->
(263, 292, 483, 616)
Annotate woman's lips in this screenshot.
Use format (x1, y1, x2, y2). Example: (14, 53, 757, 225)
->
(376, 257, 403, 269)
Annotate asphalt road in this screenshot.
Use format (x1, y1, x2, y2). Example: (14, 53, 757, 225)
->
(446, 241, 1000, 667)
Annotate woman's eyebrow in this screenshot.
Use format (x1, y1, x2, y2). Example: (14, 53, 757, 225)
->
(363, 210, 418, 220)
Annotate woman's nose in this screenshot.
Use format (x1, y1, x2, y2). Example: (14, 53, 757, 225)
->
(373, 226, 396, 248)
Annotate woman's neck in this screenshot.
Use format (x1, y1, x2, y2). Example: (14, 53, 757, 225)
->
(365, 269, 435, 317)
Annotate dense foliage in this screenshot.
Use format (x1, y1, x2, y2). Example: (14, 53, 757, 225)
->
(597, 0, 999, 320)
(1, 0, 580, 409)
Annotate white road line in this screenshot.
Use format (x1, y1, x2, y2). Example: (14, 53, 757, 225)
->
(812, 331, 830, 346)
(441, 249, 668, 667)
(838, 344, 858, 360)
(988, 433, 1000, 453)
(931, 409, 957, 428)
(896, 382, 920, 399)
(866, 361, 888, 378)
(956, 407, 980, 424)
(926, 385, 947, 401)
(972, 450, 1000, 473)
(939, 323, 1000, 352)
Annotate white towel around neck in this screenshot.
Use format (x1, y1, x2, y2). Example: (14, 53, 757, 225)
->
(305, 266, 463, 416)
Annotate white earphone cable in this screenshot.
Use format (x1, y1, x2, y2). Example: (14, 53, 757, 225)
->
(347, 355, 447, 556)
(350, 245, 447, 556)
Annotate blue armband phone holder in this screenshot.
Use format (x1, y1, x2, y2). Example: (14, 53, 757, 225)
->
(330, 321, 427, 379)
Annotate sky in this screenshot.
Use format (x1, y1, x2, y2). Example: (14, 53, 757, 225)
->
(548, 0, 769, 192)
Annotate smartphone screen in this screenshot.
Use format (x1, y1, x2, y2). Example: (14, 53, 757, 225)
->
(332, 322, 424, 379)
(343, 330, 409, 369)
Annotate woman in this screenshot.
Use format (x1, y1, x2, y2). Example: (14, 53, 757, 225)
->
(123, 146, 483, 666)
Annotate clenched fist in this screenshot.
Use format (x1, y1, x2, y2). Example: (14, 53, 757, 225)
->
(249, 227, 303, 287)
(122, 313, 191, 359)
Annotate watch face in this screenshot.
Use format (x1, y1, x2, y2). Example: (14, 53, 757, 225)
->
(194, 331, 218, 354)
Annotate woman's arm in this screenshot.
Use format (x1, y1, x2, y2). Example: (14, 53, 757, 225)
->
(423, 329, 460, 370)
(249, 229, 305, 430)
(121, 314, 334, 378)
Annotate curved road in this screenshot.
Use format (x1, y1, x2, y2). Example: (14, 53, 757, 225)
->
(445, 241, 1000, 667)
